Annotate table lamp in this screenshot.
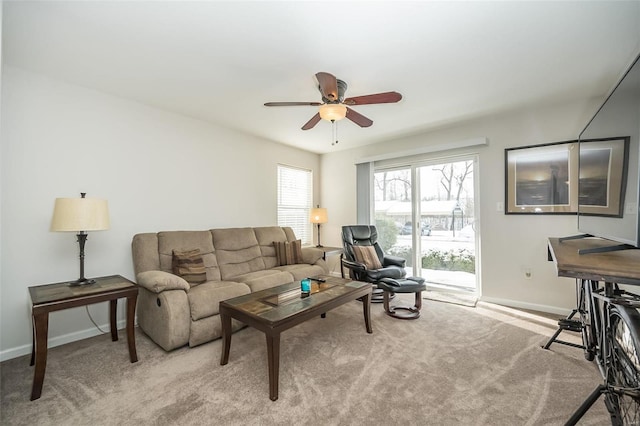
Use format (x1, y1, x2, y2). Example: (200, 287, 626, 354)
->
(50, 192, 110, 286)
(310, 205, 328, 247)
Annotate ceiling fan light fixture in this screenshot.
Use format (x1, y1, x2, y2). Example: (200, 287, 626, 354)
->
(319, 103, 347, 121)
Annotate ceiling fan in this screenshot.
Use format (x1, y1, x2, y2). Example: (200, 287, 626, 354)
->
(264, 72, 402, 130)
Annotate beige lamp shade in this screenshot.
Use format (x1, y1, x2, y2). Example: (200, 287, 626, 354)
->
(310, 207, 328, 224)
(50, 197, 110, 232)
(319, 104, 347, 121)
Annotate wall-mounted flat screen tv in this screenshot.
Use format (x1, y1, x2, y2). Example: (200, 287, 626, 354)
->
(578, 53, 640, 249)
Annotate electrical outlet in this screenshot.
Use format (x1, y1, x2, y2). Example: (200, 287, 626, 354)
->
(497, 201, 504, 212)
(625, 202, 638, 215)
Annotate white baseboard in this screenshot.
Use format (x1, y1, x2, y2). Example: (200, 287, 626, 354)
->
(0, 319, 129, 362)
(479, 296, 571, 317)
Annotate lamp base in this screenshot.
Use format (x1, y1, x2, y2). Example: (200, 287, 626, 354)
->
(70, 278, 96, 286)
(316, 244, 324, 248)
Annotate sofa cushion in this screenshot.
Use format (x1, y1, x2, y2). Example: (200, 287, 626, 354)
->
(187, 281, 251, 321)
(230, 269, 293, 292)
(172, 249, 207, 285)
(158, 231, 221, 281)
(274, 264, 327, 281)
(212, 228, 266, 280)
(353, 245, 383, 269)
(274, 240, 303, 266)
(254, 226, 290, 269)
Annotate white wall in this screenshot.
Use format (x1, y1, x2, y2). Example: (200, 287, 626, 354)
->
(0, 67, 320, 360)
(320, 100, 601, 314)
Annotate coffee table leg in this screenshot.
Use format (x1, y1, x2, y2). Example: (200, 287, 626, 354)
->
(220, 309, 232, 365)
(31, 312, 49, 400)
(126, 294, 138, 363)
(363, 291, 373, 334)
(266, 332, 281, 401)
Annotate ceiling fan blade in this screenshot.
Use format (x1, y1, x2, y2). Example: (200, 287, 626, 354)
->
(264, 102, 322, 107)
(315, 72, 339, 101)
(343, 91, 402, 105)
(346, 107, 373, 128)
(302, 113, 321, 130)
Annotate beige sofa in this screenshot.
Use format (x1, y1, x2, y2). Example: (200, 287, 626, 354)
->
(131, 226, 328, 351)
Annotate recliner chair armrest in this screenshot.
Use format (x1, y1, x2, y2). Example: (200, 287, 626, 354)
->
(341, 258, 367, 272)
(136, 270, 190, 293)
(383, 255, 406, 268)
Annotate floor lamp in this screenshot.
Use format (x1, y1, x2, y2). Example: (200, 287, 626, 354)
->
(50, 192, 110, 286)
(310, 205, 328, 248)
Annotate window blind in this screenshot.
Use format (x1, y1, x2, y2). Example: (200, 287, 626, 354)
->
(277, 165, 312, 245)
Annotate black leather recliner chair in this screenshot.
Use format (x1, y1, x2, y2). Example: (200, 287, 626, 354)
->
(340, 225, 427, 319)
(341, 225, 427, 319)
(341, 225, 406, 283)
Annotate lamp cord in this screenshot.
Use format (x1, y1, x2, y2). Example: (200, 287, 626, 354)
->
(85, 305, 107, 334)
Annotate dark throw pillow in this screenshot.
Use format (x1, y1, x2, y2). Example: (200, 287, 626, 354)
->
(274, 240, 303, 266)
(172, 248, 207, 285)
(353, 245, 383, 270)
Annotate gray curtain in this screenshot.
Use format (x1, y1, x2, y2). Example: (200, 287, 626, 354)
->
(356, 162, 373, 225)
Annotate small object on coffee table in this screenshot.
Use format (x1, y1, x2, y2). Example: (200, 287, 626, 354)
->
(300, 278, 311, 294)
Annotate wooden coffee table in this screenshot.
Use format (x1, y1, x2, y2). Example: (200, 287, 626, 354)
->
(219, 275, 372, 401)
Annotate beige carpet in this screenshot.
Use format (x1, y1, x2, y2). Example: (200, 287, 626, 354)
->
(423, 290, 478, 307)
(1, 296, 609, 425)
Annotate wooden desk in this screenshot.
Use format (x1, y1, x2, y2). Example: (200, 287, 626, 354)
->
(548, 237, 640, 285)
(547, 237, 640, 423)
(28, 275, 138, 400)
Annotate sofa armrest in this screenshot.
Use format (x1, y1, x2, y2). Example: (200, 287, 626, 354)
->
(136, 270, 190, 293)
(301, 247, 323, 264)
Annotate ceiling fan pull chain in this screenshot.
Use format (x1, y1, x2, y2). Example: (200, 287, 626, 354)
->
(331, 120, 339, 146)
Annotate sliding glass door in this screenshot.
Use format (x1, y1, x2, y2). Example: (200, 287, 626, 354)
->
(373, 156, 478, 294)
(373, 167, 414, 267)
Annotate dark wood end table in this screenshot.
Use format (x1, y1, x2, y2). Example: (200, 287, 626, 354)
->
(316, 246, 343, 260)
(28, 274, 138, 400)
(219, 275, 372, 401)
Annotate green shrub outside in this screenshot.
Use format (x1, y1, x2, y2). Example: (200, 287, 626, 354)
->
(374, 218, 398, 252)
(422, 248, 475, 273)
(387, 246, 475, 273)
(387, 245, 412, 267)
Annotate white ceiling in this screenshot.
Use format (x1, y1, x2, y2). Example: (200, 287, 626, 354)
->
(3, 1, 640, 154)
